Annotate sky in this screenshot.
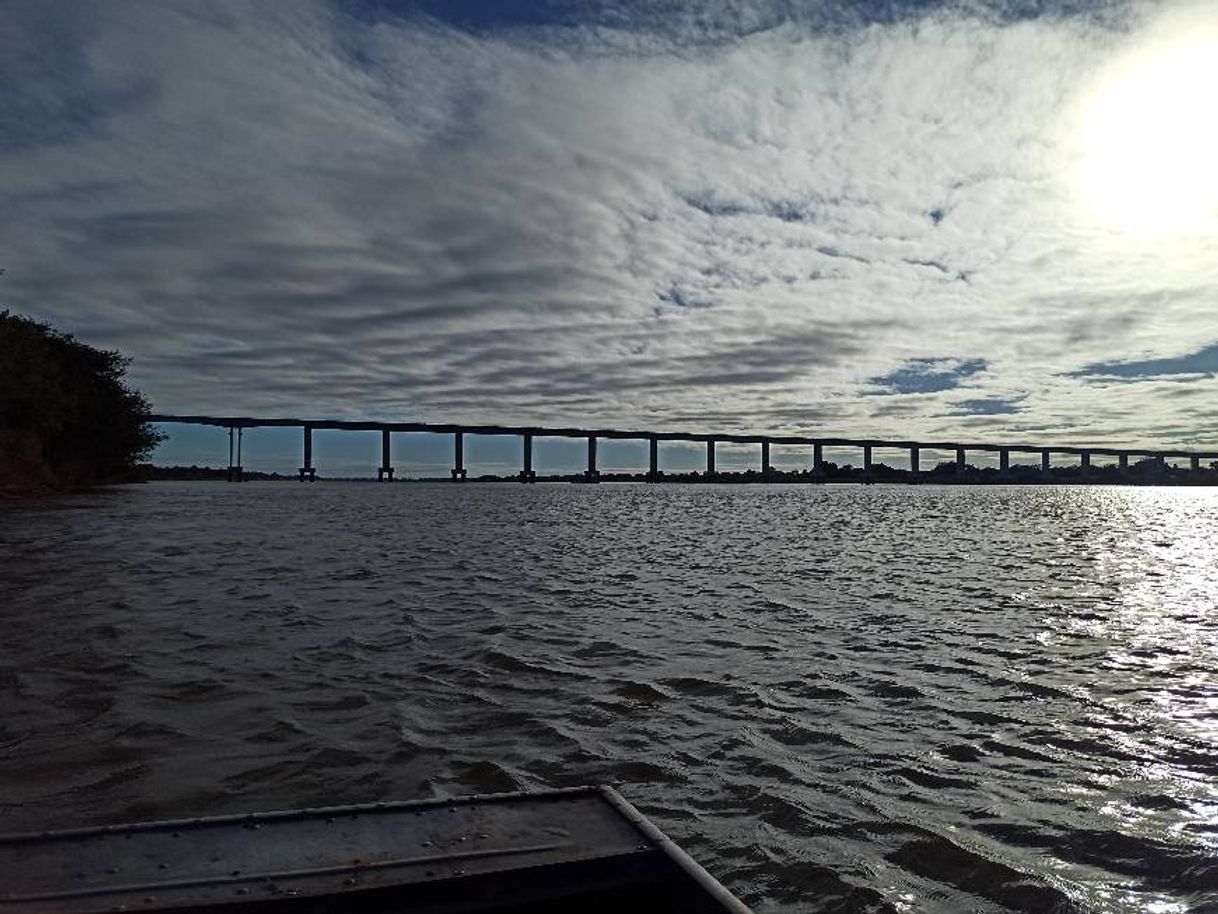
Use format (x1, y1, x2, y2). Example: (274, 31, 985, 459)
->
(3, 0, 1217, 474)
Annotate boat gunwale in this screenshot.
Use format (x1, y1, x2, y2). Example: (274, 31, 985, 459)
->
(598, 787, 753, 914)
(0, 786, 603, 844)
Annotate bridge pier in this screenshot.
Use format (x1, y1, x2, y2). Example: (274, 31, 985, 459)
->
(647, 436, 659, 483)
(706, 439, 717, 479)
(519, 433, 536, 482)
(955, 447, 966, 473)
(999, 449, 1010, 477)
(1191, 455, 1200, 472)
(451, 432, 466, 480)
(761, 440, 772, 481)
(298, 425, 316, 481)
(227, 426, 243, 482)
(910, 446, 920, 480)
(812, 443, 825, 479)
(1080, 450, 1091, 477)
(378, 429, 394, 481)
(1118, 453, 1129, 476)
(1041, 449, 1051, 477)
(863, 444, 873, 482)
(584, 435, 600, 482)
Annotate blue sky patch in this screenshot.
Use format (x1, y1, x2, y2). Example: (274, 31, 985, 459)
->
(868, 357, 987, 394)
(336, 1, 1127, 34)
(657, 286, 714, 309)
(1074, 343, 1218, 379)
(953, 397, 1022, 415)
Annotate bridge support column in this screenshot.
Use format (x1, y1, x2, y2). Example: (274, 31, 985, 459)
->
(812, 443, 825, 479)
(1080, 450, 1091, 477)
(1118, 453, 1129, 476)
(1041, 449, 1051, 477)
(955, 447, 966, 473)
(227, 426, 243, 482)
(648, 436, 659, 483)
(584, 435, 600, 482)
(1155, 453, 1166, 476)
(298, 425, 315, 481)
(519, 433, 536, 483)
(909, 446, 920, 481)
(706, 439, 716, 479)
(451, 432, 466, 480)
(761, 440, 772, 481)
(378, 429, 394, 481)
(1190, 455, 1200, 472)
(999, 449, 1010, 477)
(863, 444, 873, 482)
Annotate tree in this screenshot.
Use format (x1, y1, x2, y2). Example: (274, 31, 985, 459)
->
(0, 310, 163, 487)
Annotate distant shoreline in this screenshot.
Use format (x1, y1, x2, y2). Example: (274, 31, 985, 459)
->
(142, 464, 1218, 486)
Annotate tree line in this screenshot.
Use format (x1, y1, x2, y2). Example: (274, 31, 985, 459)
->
(0, 310, 162, 491)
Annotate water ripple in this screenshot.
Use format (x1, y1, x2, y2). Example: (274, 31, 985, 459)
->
(2, 482, 1217, 913)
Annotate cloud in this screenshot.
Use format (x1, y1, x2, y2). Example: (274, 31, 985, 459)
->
(3, 0, 1218, 454)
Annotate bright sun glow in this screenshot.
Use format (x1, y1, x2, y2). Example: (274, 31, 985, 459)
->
(1077, 29, 1218, 238)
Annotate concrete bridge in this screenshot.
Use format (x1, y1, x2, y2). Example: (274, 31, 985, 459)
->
(149, 414, 1218, 483)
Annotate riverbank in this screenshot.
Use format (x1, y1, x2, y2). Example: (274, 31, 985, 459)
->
(142, 463, 1218, 485)
(0, 427, 102, 497)
(1, 428, 152, 498)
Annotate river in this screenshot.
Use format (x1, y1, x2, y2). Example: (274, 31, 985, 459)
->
(2, 482, 1216, 913)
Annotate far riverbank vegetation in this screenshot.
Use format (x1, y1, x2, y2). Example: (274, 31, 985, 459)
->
(145, 459, 1218, 485)
(1, 311, 163, 496)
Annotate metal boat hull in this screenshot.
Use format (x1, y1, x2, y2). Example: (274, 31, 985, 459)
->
(0, 786, 752, 913)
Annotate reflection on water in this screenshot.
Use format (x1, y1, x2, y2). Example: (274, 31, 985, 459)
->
(1023, 490, 1218, 913)
(1, 483, 1216, 913)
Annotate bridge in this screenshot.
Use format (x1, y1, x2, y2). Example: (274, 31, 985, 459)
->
(149, 414, 1218, 483)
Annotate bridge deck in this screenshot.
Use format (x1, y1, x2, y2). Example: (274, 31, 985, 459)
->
(148, 415, 1218, 460)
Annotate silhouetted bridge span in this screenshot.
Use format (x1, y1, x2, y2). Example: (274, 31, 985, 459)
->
(150, 414, 1217, 483)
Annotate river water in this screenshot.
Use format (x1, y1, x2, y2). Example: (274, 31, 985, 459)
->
(1, 482, 1216, 913)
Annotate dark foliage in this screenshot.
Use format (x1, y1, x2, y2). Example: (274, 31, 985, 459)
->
(0, 310, 163, 483)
